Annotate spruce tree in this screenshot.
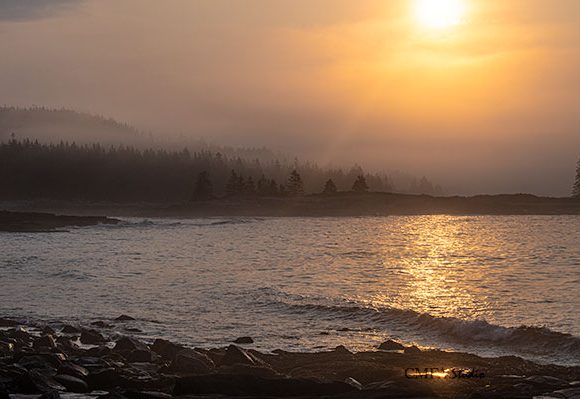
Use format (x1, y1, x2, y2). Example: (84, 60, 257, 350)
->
(352, 175, 369, 193)
(573, 158, 580, 199)
(322, 179, 337, 195)
(287, 170, 304, 196)
(192, 171, 213, 201)
(225, 170, 239, 196)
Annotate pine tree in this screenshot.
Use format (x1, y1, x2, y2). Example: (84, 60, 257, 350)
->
(573, 158, 580, 199)
(287, 170, 304, 196)
(192, 171, 213, 201)
(322, 179, 337, 195)
(244, 176, 256, 195)
(352, 175, 369, 193)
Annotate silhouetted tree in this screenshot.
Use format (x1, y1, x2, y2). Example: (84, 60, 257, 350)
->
(287, 170, 304, 196)
(192, 171, 213, 201)
(322, 179, 337, 195)
(352, 175, 369, 193)
(573, 158, 580, 198)
(244, 176, 256, 195)
(225, 170, 239, 196)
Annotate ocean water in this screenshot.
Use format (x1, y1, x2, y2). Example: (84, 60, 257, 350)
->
(1, 215, 579, 365)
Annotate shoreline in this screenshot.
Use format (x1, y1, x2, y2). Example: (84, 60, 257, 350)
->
(1, 316, 579, 398)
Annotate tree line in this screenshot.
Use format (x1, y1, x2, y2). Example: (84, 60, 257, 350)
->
(0, 139, 441, 202)
(573, 158, 580, 199)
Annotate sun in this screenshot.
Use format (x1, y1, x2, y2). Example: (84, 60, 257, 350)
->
(415, 0, 466, 30)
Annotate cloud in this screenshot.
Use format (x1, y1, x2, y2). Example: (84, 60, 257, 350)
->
(0, 0, 80, 21)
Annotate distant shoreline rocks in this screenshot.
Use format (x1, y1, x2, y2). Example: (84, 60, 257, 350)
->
(0, 210, 120, 232)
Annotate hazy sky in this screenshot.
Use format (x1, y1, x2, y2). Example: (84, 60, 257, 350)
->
(1, 0, 579, 195)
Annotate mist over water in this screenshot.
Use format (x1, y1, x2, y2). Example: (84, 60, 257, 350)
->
(1, 215, 579, 365)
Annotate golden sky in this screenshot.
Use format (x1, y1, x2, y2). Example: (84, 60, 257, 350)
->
(1, 0, 579, 194)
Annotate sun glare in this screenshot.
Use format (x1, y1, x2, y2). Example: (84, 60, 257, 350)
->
(415, 0, 466, 29)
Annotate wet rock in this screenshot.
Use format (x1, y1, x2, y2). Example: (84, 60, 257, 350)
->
(0, 382, 9, 399)
(55, 336, 79, 352)
(173, 374, 356, 396)
(114, 337, 148, 353)
(9, 327, 31, 342)
(91, 321, 112, 328)
(115, 315, 136, 322)
(403, 345, 422, 354)
(525, 375, 569, 388)
(217, 364, 279, 379)
(170, 349, 214, 374)
(53, 375, 89, 393)
(39, 391, 61, 399)
(85, 345, 111, 357)
(0, 341, 15, 354)
(151, 339, 184, 362)
(124, 391, 172, 399)
(87, 368, 121, 390)
(333, 345, 352, 355)
(23, 370, 66, 393)
(42, 326, 56, 335)
(344, 377, 363, 390)
(17, 353, 63, 370)
(365, 378, 435, 398)
(60, 325, 80, 335)
(378, 339, 405, 351)
(80, 329, 105, 345)
(221, 345, 259, 367)
(233, 336, 254, 344)
(0, 318, 19, 327)
(547, 387, 580, 399)
(33, 335, 57, 350)
(125, 350, 152, 363)
(57, 363, 89, 380)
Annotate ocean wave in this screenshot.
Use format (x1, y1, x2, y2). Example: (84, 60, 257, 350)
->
(257, 289, 580, 359)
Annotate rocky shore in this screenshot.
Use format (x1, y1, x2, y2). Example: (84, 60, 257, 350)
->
(1, 317, 579, 399)
(0, 211, 120, 232)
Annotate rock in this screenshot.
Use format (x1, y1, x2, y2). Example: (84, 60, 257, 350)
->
(80, 329, 105, 345)
(17, 354, 63, 370)
(171, 349, 214, 374)
(39, 391, 61, 399)
(365, 378, 435, 398)
(333, 345, 352, 354)
(547, 387, 580, 399)
(24, 370, 66, 393)
(114, 337, 149, 352)
(55, 336, 79, 351)
(403, 345, 422, 354)
(42, 326, 56, 335)
(233, 336, 254, 344)
(217, 364, 279, 379)
(151, 339, 185, 361)
(0, 383, 9, 399)
(525, 375, 569, 388)
(91, 321, 112, 328)
(53, 375, 89, 393)
(57, 363, 89, 380)
(378, 339, 405, 351)
(0, 318, 19, 327)
(344, 377, 363, 390)
(33, 335, 57, 350)
(61, 325, 80, 334)
(9, 327, 30, 341)
(0, 341, 15, 354)
(125, 350, 152, 363)
(115, 315, 136, 321)
(221, 345, 258, 366)
(173, 374, 356, 396)
(87, 368, 121, 390)
(124, 391, 173, 399)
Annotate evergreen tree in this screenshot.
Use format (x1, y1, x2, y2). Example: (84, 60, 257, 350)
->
(352, 175, 369, 193)
(244, 176, 256, 195)
(225, 170, 239, 196)
(322, 179, 337, 195)
(287, 170, 304, 196)
(192, 171, 213, 201)
(573, 158, 580, 198)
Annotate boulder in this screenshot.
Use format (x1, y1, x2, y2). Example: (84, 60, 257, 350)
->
(61, 325, 80, 334)
(39, 391, 61, 399)
(0, 382, 9, 399)
(114, 337, 149, 353)
(173, 374, 356, 396)
(125, 350, 152, 363)
(233, 336, 254, 344)
(87, 368, 122, 390)
(33, 335, 57, 350)
(20, 370, 66, 393)
(378, 339, 404, 351)
(403, 345, 422, 354)
(80, 329, 105, 345)
(115, 315, 136, 321)
(151, 339, 185, 361)
(171, 349, 214, 374)
(0, 318, 19, 327)
(221, 345, 258, 367)
(57, 363, 89, 380)
(54, 375, 89, 393)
